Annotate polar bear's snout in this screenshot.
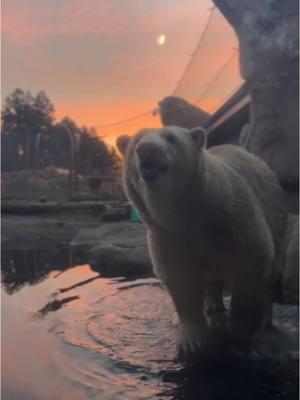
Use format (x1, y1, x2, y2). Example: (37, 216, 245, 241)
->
(136, 141, 169, 183)
(136, 141, 160, 161)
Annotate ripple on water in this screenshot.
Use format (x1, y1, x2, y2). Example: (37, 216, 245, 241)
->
(53, 281, 178, 372)
(50, 278, 298, 400)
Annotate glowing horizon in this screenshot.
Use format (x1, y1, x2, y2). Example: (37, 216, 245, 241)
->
(2, 0, 241, 148)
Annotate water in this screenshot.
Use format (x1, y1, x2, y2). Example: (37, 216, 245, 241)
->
(1, 245, 299, 400)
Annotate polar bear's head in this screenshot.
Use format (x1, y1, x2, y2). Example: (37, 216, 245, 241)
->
(117, 126, 207, 188)
(116, 126, 207, 227)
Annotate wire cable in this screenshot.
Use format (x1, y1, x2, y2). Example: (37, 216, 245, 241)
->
(207, 82, 244, 114)
(93, 49, 238, 132)
(172, 6, 216, 96)
(90, 8, 240, 132)
(194, 48, 238, 106)
(94, 110, 153, 130)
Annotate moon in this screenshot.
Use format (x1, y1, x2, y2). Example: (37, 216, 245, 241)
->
(157, 34, 166, 46)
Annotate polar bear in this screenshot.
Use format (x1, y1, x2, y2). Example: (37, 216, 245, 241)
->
(116, 126, 287, 360)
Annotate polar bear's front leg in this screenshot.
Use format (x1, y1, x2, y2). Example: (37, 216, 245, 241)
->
(164, 274, 209, 360)
(230, 273, 266, 345)
(148, 231, 209, 360)
(176, 317, 209, 360)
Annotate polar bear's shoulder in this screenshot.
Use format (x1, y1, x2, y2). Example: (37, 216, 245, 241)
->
(209, 144, 257, 163)
(208, 144, 275, 179)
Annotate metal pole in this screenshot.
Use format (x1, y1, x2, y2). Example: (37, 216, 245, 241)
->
(62, 123, 76, 201)
(35, 133, 42, 170)
(73, 133, 80, 194)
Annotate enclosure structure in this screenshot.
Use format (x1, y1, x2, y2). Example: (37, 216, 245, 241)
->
(212, 0, 299, 212)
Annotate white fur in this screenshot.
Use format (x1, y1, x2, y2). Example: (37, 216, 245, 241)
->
(117, 126, 287, 358)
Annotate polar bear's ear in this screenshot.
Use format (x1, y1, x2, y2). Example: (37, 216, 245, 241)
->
(190, 127, 207, 149)
(116, 135, 131, 155)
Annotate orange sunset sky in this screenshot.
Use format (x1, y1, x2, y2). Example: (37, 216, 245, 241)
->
(2, 0, 243, 147)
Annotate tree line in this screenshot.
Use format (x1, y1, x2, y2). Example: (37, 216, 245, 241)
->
(1, 88, 120, 176)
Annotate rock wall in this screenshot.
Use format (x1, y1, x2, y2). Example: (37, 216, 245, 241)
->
(283, 214, 299, 303)
(213, 0, 299, 187)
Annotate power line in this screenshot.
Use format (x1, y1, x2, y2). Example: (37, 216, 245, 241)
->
(93, 49, 239, 131)
(172, 6, 216, 96)
(93, 7, 218, 131)
(194, 48, 238, 106)
(93, 51, 239, 131)
(94, 110, 153, 130)
(91, 7, 240, 132)
(92, 8, 217, 131)
(207, 82, 244, 114)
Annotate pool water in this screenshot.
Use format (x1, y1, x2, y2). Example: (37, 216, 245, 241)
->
(1, 245, 299, 400)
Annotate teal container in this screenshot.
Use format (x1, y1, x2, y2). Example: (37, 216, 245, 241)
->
(130, 207, 140, 222)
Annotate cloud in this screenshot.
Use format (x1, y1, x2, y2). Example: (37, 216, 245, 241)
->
(2, 0, 214, 45)
(2, 0, 243, 148)
(2, 0, 136, 44)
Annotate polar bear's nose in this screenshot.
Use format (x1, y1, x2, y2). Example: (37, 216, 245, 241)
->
(136, 142, 160, 162)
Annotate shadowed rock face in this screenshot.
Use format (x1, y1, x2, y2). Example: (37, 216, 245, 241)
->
(72, 222, 153, 278)
(157, 96, 210, 129)
(283, 215, 299, 303)
(213, 0, 299, 187)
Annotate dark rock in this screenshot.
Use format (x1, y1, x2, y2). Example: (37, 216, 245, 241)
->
(214, 0, 299, 187)
(56, 221, 65, 228)
(89, 243, 152, 278)
(72, 222, 146, 247)
(101, 206, 131, 222)
(157, 96, 210, 129)
(72, 222, 153, 278)
(283, 215, 299, 302)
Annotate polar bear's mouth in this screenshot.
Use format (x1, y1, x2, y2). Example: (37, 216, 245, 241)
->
(139, 160, 169, 183)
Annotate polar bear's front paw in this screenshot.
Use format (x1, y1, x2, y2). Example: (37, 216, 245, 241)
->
(176, 321, 207, 362)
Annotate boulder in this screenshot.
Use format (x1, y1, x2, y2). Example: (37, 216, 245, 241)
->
(89, 243, 152, 278)
(157, 96, 210, 129)
(72, 222, 153, 278)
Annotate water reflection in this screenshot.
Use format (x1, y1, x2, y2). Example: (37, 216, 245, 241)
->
(1, 247, 176, 400)
(1, 246, 299, 400)
(1, 247, 74, 294)
(38, 295, 80, 316)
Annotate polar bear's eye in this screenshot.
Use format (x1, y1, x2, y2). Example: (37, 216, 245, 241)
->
(165, 133, 176, 144)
